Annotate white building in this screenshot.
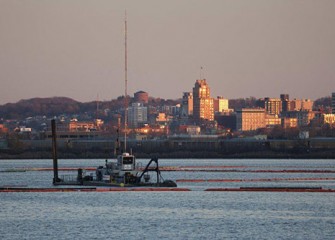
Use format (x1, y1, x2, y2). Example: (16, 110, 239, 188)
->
(214, 96, 229, 113)
(128, 103, 148, 128)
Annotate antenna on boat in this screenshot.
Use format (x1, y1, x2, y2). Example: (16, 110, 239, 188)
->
(124, 10, 128, 153)
(114, 114, 121, 156)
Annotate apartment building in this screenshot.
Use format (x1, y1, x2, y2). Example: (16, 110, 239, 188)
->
(128, 102, 148, 128)
(236, 108, 266, 131)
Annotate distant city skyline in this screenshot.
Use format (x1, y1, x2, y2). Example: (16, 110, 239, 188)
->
(1, 0, 335, 105)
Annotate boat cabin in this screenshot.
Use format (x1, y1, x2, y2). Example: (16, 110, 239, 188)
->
(117, 152, 136, 171)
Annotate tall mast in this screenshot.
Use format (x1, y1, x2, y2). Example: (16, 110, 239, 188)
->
(124, 10, 128, 152)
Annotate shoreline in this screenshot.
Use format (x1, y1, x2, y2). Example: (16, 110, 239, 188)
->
(1, 149, 335, 159)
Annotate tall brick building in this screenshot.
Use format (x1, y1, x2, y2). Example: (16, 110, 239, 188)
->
(193, 79, 214, 122)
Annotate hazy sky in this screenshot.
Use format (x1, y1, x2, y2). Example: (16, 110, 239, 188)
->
(1, 0, 335, 105)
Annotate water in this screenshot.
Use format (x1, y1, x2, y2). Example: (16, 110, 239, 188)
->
(1, 159, 335, 239)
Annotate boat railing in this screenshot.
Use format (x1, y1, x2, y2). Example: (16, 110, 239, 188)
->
(136, 162, 143, 171)
(60, 173, 97, 182)
(59, 174, 78, 182)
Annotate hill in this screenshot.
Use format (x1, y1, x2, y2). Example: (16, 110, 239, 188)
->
(0, 96, 331, 120)
(0, 97, 81, 119)
(0, 96, 181, 120)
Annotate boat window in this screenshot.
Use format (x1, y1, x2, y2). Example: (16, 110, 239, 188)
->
(123, 157, 134, 164)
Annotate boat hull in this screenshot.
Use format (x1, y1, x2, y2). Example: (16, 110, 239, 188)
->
(53, 179, 177, 188)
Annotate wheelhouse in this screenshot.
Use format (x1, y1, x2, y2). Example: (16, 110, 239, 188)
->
(117, 153, 135, 171)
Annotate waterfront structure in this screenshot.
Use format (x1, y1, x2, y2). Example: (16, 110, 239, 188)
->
(134, 91, 149, 104)
(181, 92, 193, 117)
(332, 92, 335, 114)
(193, 79, 214, 122)
(236, 108, 266, 131)
(128, 102, 148, 128)
(214, 96, 229, 113)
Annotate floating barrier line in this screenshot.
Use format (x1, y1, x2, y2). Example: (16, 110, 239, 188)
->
(0, 187, 191, 192)
(175, 169, 335, 173)
(176, 177, 335, 183)
(4, 167, 335, 173)
(1, 187, 334, 193)
(205, 187, 335, 192)
(179, 165, 335, 169)
(1, 167, 97, 172)
(95, 187, 191, 192)
(179, 166, 247, 169)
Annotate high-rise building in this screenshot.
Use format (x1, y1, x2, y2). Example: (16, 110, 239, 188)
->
(181, 92, 193, 117)
(332, 92, 335, 114)
(193, 79, 214, 122)
(264, 98, 282, 115)
(128, 103, 147, 128)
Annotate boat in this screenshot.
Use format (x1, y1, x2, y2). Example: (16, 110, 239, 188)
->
(52, 132, 177, 187)
(52, 14, 177, 188)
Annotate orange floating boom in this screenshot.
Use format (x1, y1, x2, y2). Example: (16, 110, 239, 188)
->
(176, 177, 335, 183)
(205, 187, 335, 192)
(0, 187, 191, 192)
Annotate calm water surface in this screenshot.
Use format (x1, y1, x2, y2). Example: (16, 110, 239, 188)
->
(1, 159, 335, 239)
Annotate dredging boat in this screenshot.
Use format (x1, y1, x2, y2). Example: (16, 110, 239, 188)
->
(51, 120, 177, 188)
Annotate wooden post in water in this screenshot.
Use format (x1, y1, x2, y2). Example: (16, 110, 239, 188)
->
(51, 119, 59, 183)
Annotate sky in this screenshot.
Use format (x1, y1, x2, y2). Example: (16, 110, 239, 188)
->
(1, 0, 335, 105)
